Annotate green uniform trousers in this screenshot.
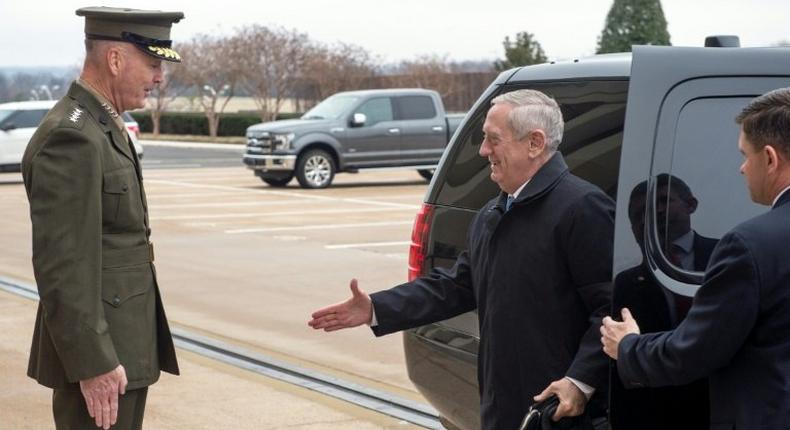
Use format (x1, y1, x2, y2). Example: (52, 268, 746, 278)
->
(52, 387, 148, 430)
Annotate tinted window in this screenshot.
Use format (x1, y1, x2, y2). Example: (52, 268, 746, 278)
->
(354, 97, 394, 126)
(655, 97, 765, 276)
(303, 94, 360, 120)
(435, 80, 628, 209)
(395, 95, 437, 120)
(3, 109, 48, 128)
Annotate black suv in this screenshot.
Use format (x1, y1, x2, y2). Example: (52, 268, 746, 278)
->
(404, 44, 790, 429)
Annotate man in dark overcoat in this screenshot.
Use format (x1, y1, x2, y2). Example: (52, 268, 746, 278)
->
(602, 87, 790, 429)
(22, 7, 183, 430)
(310, 89, 614, 429)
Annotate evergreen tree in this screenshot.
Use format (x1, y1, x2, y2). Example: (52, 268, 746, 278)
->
(596, 0, 671, 54)
(494, 32, 547, 71)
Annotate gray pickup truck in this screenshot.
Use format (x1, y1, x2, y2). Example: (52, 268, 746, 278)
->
(243, 88, 464, 188)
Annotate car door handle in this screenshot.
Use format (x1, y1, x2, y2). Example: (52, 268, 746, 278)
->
(388, 128, 401, 134)
(431, 126, 444, 132)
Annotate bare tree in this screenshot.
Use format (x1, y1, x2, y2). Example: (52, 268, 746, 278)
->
(177, 34, 241, 137)
(302, 42, 378, 103)
(235, 25, 310, 122)
(146, 61, 188, 136)
(392, 55, 462, 101)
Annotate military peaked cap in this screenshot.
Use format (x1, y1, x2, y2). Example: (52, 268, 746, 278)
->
(75, 6, 184, 62)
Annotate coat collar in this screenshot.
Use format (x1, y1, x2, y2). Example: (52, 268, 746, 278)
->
(772, 185, 790, 209)
(66, 81, 135, 164)
(496, 152, 569, 211)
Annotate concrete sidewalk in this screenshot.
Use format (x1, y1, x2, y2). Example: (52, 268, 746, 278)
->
(0, 291, 419, 429)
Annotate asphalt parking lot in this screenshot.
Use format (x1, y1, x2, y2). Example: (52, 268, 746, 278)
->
(0, 144, 435, 427)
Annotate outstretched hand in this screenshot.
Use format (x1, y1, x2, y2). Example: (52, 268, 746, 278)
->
(601, 307, 641, 360)
(308, 279, 373, 332)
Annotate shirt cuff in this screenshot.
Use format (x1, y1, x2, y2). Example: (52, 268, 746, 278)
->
(565, 376, 595, 400)
(368, 303, 378, 327)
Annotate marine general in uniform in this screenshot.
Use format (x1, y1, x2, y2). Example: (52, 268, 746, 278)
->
(22, 7, 183, 430)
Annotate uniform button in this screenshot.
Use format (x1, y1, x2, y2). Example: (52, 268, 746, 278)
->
(122, 184, 129, 192)
(112, 295, 121, 306)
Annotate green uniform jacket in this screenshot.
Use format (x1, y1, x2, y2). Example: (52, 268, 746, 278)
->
(22, 82, 179, 390)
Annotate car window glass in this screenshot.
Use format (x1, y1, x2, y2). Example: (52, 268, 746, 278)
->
(395, 96, 437, 120)
(303, 95, 359, 120)
(655, 97, 766, 275)
(355, 97, 394, 126)
(0, 109, 14, 124)
(435, 80, 628, 209)
(5, 109, 48, 128)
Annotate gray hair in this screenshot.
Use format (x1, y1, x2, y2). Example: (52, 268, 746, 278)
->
(491, 89, 564, 152)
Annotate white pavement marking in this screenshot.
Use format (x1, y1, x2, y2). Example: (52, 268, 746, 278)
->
(150, 199, 312, 209)
(146, 163, 202, 169)
(146, 179, 420, 209)
(151, 206, 414, 221)
(146, 191, 262, 200)
(141, 140, 246, 150)
(225, 220, 413, 234)
(324, 241, 411, 249)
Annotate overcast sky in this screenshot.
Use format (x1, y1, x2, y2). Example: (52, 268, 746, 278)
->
(2, 0, 788, 68)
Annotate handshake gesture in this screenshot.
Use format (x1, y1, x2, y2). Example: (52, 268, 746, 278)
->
(308, 279, 373, 331)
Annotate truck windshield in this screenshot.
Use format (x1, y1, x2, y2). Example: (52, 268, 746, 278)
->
(302, 95, 359, 120)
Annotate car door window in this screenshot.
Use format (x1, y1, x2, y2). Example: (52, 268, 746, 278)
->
(395, 96, 437, 120)
(653, 97, 765, 275)
(355, 97, 394, 127)
(434, 80, 628, 209)
(7, 109, 48, 128)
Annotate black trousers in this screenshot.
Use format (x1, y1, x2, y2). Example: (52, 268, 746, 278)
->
(52, 387, 148, 430)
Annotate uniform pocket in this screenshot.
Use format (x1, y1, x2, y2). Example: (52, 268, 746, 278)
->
(101, 265, 156, 381)
(102, 167, 141, 231)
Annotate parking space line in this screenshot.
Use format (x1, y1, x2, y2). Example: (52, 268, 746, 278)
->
(325, 241, 411, 249)
(147, 179, 420, 209)
(225, 220, 413, 234)
(151, 207, 414, 221)
(146, 191, 265, 200)
(150, 199, 314, 209)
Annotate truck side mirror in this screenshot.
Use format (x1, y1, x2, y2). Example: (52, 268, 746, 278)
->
(351, 113, 366, 127)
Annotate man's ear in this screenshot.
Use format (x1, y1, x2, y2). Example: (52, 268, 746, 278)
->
(687, 196, 698, 214)
(106, 46, 123, 77)
(527, 129, 548, 157)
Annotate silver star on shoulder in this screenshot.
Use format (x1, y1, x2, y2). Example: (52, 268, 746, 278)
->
(68, 108, 83, 123)
(100, 102, 119, 118)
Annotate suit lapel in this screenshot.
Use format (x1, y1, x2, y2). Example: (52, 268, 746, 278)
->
(108, 126, 137, 165)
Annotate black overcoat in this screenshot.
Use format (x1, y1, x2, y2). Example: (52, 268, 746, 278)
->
(371, 153, 614, 429)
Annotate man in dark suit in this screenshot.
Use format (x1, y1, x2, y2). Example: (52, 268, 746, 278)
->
(23, 7, 183, 430)
(610, 175, 717, 429)
(310, 89, 614, 429)
(602, 87, 790, 429)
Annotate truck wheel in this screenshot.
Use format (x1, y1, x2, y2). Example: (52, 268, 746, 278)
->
(418, 169, 434, 181)
(260, 175, 293, 187)
(296, 149, 335, 189)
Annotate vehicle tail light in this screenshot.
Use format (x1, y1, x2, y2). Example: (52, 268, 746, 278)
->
(408, 203, 435, 281)
(127, 124, 140, 139)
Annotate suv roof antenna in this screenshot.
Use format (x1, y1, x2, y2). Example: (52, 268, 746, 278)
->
(705, 35, 740, 47)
